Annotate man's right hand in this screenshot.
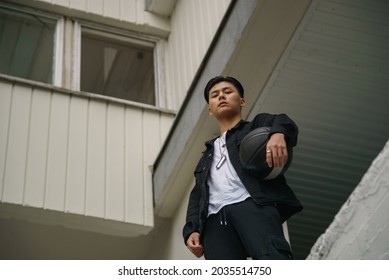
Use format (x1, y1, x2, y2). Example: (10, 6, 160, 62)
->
(186, 232, 204, 258)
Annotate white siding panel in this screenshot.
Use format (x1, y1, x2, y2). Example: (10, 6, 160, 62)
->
(171, 1, 185, 102)
(103, 0, 121, 19)
(0, 82, 12, 201)
(187, 0, 201, 69)
(36, 0, 165, 31)
(143, 163, 154, 226)
(0, 75, 175, 234)
(143, 111, 160, 168)
(120, 0, 137, 22)
(125, 108, 144, 224)
(197, 1, 211, 55)
(135, 0, 145, 24)
(24, 89, 51, 207)
(86, 0, 104, 15)
(65, 97, 89, 214)
(69, 0, 86, 10)
(166, 0, 232, 110)
(181, 2, 193, 84)
(2, 85, 31, 204)
(52, 0, 70, 7)
(44, 93, 70, 211)
(105, 103, 125, 221)
(85, 100, 107, 218)
(142, 111, 160, 225)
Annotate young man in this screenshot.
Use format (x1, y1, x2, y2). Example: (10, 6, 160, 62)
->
(183, 76, 302, 260)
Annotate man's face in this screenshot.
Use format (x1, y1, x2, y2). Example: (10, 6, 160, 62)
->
(208, 81, 246, 119)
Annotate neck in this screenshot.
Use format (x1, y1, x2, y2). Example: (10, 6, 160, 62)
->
(217, 116, 242, 135)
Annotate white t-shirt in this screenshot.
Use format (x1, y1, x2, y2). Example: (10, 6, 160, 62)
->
(207, 131, 250, 216)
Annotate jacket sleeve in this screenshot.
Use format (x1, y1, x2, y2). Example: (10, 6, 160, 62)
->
(183, 145, 214, 244)
(182, 183, 201, 244)
(253, 113, 299, 147)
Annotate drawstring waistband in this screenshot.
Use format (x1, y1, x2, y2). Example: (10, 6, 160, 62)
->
(219, 207, 228, 226)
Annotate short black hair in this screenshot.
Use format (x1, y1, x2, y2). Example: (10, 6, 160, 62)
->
(203, 76, 244, 103)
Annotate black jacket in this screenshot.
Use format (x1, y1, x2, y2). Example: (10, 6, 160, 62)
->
(182, 113, 303, 244)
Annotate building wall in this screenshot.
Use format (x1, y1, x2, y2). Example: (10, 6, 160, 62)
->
(164, 0, 231, 110)
(32, 0, 170, 36)
(10, 0, 232, 117)
(308, 139, 389, 259)
(0, 0, 232, 257)
(146, 178, 197, 259)
(0, 75, 175, 236)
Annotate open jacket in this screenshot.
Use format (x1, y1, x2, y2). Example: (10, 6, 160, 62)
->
(182, 113, 303, 244)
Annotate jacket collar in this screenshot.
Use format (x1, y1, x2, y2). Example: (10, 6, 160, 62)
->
(204, 119, 248, 148)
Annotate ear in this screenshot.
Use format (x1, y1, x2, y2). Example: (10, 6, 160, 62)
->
(240, 98, 246, 108)
(209, 107, 213, 116)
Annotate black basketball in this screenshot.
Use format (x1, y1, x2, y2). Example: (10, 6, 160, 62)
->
(239, 127, 293, 180)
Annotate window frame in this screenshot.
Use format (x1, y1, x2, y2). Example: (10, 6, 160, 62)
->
(73, 21, 163, 108)
(0, 2, 64, 87)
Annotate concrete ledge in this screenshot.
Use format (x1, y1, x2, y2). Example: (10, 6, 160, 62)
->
(307, 139, 389, 259)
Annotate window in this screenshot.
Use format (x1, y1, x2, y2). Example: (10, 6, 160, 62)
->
(80, 28, 156, 105)
(0, 5, 60, 85)
(0, 4, 160, 107)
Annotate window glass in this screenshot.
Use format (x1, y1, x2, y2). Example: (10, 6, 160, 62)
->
(0, 6, 56, 84)
(81, 31, 156, 105)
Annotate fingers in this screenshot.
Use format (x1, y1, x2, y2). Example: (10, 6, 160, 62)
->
(186, 232, 204, 258)
(267, 146, 288, 168)
(188, 244, 204, 258)
(192, 248, 204, 258)
(266, 133, 288, 168)
(187, 232, 201, 246)
(266, 149, 273, 167)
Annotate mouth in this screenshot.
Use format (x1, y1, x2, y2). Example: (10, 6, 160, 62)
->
(218, 101, 228, 107)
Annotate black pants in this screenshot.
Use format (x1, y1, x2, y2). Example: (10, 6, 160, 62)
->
(203, 198, 293, 260)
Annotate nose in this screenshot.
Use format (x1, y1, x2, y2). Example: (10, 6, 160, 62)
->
(218, 91, 226, 99)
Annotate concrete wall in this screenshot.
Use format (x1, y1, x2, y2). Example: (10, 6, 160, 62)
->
(308, 139, 389, 259)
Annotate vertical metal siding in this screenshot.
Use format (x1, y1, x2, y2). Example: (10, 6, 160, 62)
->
(25, 88, 51, 208)
(0, 82, 12, 200)
(165, 0, 232, 110)
(45, 92, 69, 210)
(65, 96, 88, 214)
(2, 84, 32, 204)
(42, 0, 149, 24)
(0, 79, 175, 229)
(85, 100, 107, 218)
(125, 108, 144, 224)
